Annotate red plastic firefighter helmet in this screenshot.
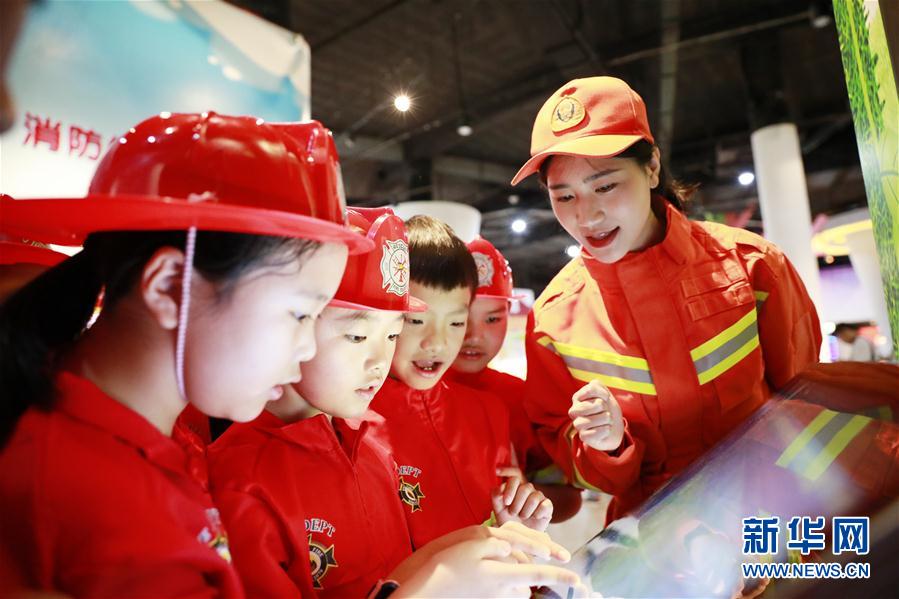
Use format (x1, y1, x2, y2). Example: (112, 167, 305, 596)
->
(467, 236, 523, 300)
(0, 112, 371, 254)
(330, 207, 427, 312)
(0, 195, 70, 267)
(0, 241, 68, 267)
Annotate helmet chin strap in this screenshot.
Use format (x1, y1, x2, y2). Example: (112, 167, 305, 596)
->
(175, 226, 197, 400)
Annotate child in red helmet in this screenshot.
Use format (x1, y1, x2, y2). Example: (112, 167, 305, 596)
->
(206, 208, 582, 599)
(0, 238, 67, 303)
(448, 237, 584, 522)
(0, 114, 583, 599)
(207, 208, 421, 598)
(0, 113, 367, 597)
(449, 236, 542, 469)
(369, 216, 553, 549)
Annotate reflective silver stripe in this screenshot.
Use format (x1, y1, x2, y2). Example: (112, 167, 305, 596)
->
(557, 352, 655, 384)
(780, 412, 856, 477)
(692, 318, 760, 375)
(541, 342, 655, 384)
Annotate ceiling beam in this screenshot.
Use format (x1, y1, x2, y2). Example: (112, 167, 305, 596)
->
(401, 4, 814, 160)
(309, 0, 409, 52)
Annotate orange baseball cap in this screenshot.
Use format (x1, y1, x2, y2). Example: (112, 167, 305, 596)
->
(511, 76, 654, 185)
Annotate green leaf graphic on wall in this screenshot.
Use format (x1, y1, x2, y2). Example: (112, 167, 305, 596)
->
(834, 0, 899, 358)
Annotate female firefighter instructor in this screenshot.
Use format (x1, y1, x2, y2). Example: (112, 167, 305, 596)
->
(514, 76, 822, 523)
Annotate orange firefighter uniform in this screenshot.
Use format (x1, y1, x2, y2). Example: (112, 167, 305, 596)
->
(525, 199, 822, 522)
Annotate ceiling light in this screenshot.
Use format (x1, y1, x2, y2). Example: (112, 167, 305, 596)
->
(393, 94, 411, 112)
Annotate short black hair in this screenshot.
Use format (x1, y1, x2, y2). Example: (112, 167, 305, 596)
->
(834, 322, 862, 335)
(405, 215, 478, 296)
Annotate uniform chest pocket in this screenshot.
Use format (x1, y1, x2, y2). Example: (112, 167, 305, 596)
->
(680, 260, 753, 321)
(685, 280, 754, 321)
(683, 277, 764, 416)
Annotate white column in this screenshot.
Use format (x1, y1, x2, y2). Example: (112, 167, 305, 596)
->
(846, 225, 894, 357)
(393, 200, 481, 242)
(750, 123, 827, 359)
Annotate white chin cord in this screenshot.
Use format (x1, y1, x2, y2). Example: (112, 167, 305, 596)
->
(175, 226, 197, 400)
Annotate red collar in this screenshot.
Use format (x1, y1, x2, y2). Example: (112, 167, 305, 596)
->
(379, 376, 447, 402)
(251, 409, 379, 461)
(581, 198, 694, 287)
(445, 368, 484, 388)
(55, 372, 203, 478)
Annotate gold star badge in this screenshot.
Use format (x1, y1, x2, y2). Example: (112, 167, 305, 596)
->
(308, 534, 338, 589)
(398, 477, 426, 513)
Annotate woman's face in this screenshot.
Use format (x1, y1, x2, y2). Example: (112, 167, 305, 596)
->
(544, 152, 662, 263)
(185, 242, 348, 423)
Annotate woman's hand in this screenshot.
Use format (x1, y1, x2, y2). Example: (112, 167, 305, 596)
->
(568, 380, 624, 452)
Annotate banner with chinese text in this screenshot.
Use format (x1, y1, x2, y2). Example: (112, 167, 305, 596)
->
(0, 0, 310, 199)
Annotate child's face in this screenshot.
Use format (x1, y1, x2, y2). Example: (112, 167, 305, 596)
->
(391, 282, 471, 390)
(292, 307, 404, 418)
(452, 297, 509, 374)
(186, 242, 348, 423)
(545, 153, 661, 264)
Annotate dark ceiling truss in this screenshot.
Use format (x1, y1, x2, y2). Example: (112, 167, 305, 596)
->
(227, 0, 858, 291)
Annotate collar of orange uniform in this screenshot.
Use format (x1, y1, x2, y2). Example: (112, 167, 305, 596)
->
(581, 196, 694, 287)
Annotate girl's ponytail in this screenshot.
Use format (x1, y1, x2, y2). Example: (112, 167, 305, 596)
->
(0, 251, 102, 444)
(0, 228, 319, 446)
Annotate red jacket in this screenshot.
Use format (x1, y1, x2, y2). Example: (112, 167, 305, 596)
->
(176, 403, 213, 445)
(207, 411, 411, 598)
(525, 201, 821, 522)
(447, 367, 552, 472)
(369, 377, 513, 548)
(0, 372, 241, 598)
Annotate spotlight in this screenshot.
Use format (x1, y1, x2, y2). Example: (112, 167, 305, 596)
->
(456, 124, 473, 137)
(566, 245, 580, 258)
(809, 0, 833, 28)
(511, 219, 527, 234)
(738, 171, 755, 186)
(394, 94, 411, 112)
